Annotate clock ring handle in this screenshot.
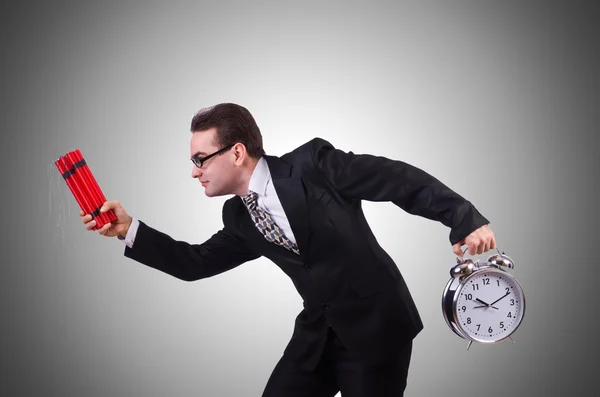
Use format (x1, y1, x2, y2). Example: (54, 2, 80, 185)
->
(487, 247, 515, 270)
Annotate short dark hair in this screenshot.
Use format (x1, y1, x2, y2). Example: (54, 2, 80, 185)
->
(190, 103, 265, 158)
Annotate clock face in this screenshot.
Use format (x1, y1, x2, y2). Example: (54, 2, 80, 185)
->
(455, 270, 525, 342)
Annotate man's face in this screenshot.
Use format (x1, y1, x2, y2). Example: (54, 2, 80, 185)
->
(190, 128, 237, 197)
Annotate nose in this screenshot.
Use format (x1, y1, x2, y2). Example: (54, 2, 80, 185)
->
(192, 165, 202, 179)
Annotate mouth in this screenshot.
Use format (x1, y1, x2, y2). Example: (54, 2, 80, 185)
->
(200, 181, 208, 187)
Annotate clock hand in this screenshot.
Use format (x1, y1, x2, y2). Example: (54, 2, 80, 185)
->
(474, 298, 499, 310)
(490, 291, 511, 307)
(475, 298, 490, 306)
(475, 305, 499, 310)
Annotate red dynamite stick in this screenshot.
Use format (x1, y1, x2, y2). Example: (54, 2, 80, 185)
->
(59, 156, 93, 217)
(74, 150, 105, 202)
(55, 157, 89, 215)
(65, 151, 109, 228)
(64, 153, 107, 230)
(73, 149, 117, 222)
(56, 156, 97, 228)
(73, 149, 117, 224)
(72, 150, 117, 225)
(61, 154, 100, 230)
(69, 150, 102, 212)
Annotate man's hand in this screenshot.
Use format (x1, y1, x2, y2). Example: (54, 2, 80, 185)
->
(452, 224, 496, 257)
(80, 200, 133, 239)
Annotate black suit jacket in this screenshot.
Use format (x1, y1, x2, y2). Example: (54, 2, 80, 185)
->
(124, 137, 489, 371)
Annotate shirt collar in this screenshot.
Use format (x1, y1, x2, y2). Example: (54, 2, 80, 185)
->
(246, 156, 270, 197)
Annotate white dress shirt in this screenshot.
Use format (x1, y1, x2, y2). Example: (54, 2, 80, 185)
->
(121, 156, 295, 248)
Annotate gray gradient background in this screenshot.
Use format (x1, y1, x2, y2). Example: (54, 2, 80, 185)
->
(2, 1, 598, 396)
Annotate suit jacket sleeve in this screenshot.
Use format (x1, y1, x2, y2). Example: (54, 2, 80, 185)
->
(124, 204, 261, 281)
(310, 138, 489, 245)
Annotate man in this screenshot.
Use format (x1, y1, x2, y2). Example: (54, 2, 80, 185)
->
(81, 103, 495, 396)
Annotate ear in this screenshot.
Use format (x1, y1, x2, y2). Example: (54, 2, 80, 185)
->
(232, 142, 247, 165)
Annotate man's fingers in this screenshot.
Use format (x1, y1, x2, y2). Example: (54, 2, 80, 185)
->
(464, 236, 474, 255)
(101, 200, 120, 213)
(469, 244, 477, 256)
(85, 220, 97, 230)
(98, 223, 111, 235)
(452, 242, 464, 257)
(454, 225, 498, 259)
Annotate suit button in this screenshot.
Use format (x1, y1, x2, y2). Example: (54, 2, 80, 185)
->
(306, 266, 311, 271)
(321, 302, 329, 310)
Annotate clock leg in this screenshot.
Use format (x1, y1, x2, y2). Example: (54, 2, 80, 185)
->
(466, 340, 473, 351)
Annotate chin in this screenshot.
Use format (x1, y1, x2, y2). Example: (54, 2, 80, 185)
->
(204, 188, 221, 197)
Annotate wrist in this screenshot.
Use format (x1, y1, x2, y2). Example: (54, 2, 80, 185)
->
(118, 216, 133, 240)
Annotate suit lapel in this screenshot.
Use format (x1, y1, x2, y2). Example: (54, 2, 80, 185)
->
(238, 155, 310, 261)
(266, 155, 310, 261)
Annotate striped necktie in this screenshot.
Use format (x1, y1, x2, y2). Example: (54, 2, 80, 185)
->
(241, 191, 300, 255)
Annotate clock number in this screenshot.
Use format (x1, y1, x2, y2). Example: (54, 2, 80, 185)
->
(476, 324, 481, 331)
(500, 321, 505, 329)
(497, 280, 500, 286)
(507, 312, 512, 318)
(510, 299, 515, 306)
(465, 294, 473, 300)
(483, 278, 490, 285)
(467, 317, 472, 324)
(472, 284, 479, 291)
(505, 287, 510, 294)
(488, 327, 493, 334)
(461, 306, 466, 312)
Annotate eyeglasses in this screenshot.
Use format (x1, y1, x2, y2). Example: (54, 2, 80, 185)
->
(190, 144, 235, 168)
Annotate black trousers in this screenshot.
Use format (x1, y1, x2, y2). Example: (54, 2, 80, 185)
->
(262, 327, 413, 397)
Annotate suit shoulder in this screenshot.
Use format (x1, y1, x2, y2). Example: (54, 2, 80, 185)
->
(297, 137, 334, 153)
(223, 196, 236, 212)
(275, 138, 340, 183)
(222, 196, 243, 227)
(281, 137, 335, 162)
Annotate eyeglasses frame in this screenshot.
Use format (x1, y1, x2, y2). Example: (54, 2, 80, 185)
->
(190, 143, 235, 168)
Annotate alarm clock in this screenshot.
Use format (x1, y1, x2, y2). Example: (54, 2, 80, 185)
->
(442, 248, 525, 349)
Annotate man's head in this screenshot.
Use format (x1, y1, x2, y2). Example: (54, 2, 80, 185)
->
(190, 103, 265, 197)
